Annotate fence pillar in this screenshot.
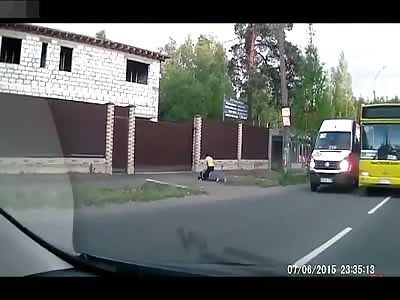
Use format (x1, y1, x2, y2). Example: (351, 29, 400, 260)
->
(127, 105, 136, 175)
(192, 115, 202, 172)
(105, 103, 115, 175)
(237, 123, 243, 161)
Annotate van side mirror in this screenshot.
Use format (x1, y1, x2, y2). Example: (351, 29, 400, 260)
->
(354, 143, 361, 153)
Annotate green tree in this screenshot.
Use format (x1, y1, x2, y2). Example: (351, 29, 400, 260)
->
(354, 96, 366, 121)
(95, 30, 106, 40)
(251, 85, 279, 127)
(371, 95, 400, 104)
(159, 35, 233, 122)
(293, 43, 332, 137)
(229, 23, 303, 127)
(331, 51, 354, 118)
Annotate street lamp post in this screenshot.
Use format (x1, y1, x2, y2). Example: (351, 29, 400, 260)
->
(373, 66, 386, 101)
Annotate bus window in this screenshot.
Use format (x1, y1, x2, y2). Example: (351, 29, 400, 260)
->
(362, 124, 400, 160)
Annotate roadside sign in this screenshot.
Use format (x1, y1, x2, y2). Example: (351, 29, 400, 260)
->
(283, 116, 291, 127)
(223, 99, 248, 120)
(282, 107, 290, 117)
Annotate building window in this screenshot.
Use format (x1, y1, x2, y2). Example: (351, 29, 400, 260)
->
(126, 60, 149, 85)
(0, 36, 22, 64)
(40, 42, 48, 68)
(59, 46, 73, 72)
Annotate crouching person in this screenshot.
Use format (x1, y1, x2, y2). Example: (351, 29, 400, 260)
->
(199, 154, 215, 181)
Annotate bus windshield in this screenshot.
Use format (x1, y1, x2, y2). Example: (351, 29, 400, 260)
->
(361, 124, 400, 160)
(314, 131, 351, 150)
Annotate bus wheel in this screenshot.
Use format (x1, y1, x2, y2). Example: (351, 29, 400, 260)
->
(364, 187, 373, 196)
(354, 177, 359, 188)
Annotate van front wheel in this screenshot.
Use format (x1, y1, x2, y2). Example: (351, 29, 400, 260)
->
(310, 183, 319, 192)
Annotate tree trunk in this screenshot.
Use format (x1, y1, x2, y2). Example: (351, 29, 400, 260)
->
(247, 23, 256, 123)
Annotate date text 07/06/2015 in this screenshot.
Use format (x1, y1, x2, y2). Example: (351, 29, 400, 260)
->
(287, 264, 376, 276)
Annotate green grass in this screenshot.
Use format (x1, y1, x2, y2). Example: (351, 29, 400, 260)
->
(224, 170, 308, 188)
(73, 182, 206, 208)
(0, 182, 206, 210)
(224, 169, 282, 180)
(224, 175, 280, 188)
(278, 173, 308, 186)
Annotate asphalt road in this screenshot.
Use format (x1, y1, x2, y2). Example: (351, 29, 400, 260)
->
(69, 184, 399, 276)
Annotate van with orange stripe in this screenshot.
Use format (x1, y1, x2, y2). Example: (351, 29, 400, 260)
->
(309, 119, 360, 192)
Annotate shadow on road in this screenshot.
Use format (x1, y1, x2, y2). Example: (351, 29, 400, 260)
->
(317, 185, 400, 198)
(317, 186, 358, 195)
(176, 226, 288, 275)
(370, 188, 400, 199)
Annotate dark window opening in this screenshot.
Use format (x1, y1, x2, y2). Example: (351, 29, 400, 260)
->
(59, 46, 73, 72)
(40, 42, 48, 68)
(0, 36, 22, 64)
(126, 60, 149, 85)
(362, 106, 400, 119)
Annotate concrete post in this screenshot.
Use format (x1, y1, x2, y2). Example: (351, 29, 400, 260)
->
(192, 115, 202, 172)
(237, 123, 243, 161)
(127, 105, 136, 175)
(105, 103, 115, 175)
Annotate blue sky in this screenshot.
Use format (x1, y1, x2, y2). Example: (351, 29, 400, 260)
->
(36, 23, 398, 99)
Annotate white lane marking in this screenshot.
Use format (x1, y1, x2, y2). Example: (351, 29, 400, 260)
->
(368, 196, 391, 215)
(145, 178, 188, 189)
(293, 227, 352, 267)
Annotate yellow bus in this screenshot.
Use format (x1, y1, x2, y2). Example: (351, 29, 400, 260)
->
(359, 103, 400, 193)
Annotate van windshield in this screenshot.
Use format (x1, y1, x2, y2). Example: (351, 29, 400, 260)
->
(314, 131, 351, 150)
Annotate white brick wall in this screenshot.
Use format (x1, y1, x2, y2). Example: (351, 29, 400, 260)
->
(0, 29, 161, 119)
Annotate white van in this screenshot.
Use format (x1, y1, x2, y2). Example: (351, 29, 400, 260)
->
(309, 119, 361, 192)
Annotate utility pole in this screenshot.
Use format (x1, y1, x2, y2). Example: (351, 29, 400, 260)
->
(277, 23, 290, 173)
(247, 23, 256, 124)
(373, 66, 386, 101)
(305, 23, 315, 146)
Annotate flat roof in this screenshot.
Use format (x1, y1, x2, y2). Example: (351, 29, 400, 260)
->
(320, 119, 354, 132)
(0, 23, 169, 62)
(362, 103, 400, 108)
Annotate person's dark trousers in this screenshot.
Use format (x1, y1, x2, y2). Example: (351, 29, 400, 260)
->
(202, 166, 214, 180)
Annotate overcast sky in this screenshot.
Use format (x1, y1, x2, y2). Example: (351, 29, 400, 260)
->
(36, 23, 398, 100)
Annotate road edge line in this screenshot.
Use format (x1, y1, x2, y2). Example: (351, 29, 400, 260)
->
(293, 227, 353, 267)
(145, 178, 188, 189)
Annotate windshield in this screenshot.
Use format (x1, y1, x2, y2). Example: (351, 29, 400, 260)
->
(361, 124, 400, 160)
(3, 23, 399, 277)
(314, 131, 351, 150)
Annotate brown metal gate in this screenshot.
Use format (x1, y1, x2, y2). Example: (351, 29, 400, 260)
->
(135, 119, 193, 172)
(271, 135, 283, 171)
(0, 92, 107, 158)
(201, 120, 238, 159)
(112, 106, 129, 172)
(242, 125, 269, 160)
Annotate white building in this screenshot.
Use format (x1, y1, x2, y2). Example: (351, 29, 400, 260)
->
(0, 23, 169, 175)
(0, 23, 167, 120)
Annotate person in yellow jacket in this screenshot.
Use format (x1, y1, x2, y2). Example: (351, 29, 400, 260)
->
(201, 154, 215, 180)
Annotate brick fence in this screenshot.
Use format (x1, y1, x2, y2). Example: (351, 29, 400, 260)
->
(192, 115, 270, 172)
(0, 95, 277, 174)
